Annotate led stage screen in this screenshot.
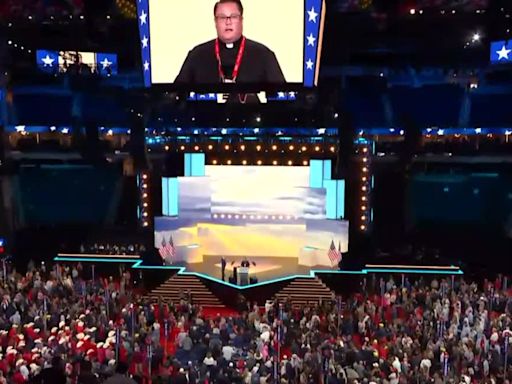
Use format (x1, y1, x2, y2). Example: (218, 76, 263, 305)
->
(137, 0, 326, 89)
(155, 165, 348, 273)
(36, 50, 118, 76)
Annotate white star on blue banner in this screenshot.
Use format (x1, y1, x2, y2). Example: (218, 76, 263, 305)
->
(137, 0, 152, 87)
(490, 40, 512, 64)
(96, 53, 118, 75)
(36, 50, 59, 73)
(304, 0, 323, 87)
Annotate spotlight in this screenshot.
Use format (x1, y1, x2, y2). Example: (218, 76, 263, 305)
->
(363, 158, 368, 163)
(315, 146, 320, 152)
(302, 160, 308, 166)
(208, 145, 213, 150)
(194, 145, 199, 151)
(242, 160, 247, 165)
(220, 214, 225, 219)
(240, 145, 246, 151)
(142, 184, 147, 189)
(164, 145, 170, 151)
(143, 203, 148, 207)
(256, 145, 261, 151)
(363, 148, 368, 153)
(143, 222, 149, 227)
(212, 160, 218, 165)
(301, 146, 307, 151)
(142, 174, 148, 180)
(257, 160, 262, 165)
(360, 225, 366, 231)
(272, 145, 277, 150)
(142, 193, 148, 198)
(330, 146, 336, 152)
(361, 216, 367, 220)
(362, 177, 367, 182)
(362, 167, 368, 173)
(227, 160, 232, 165)
(272, 160, 278, 165)
(361, 196, 367, 201)
(361, 206, 367, 211)
(409, 8, 416, 15)
(256, 116, 261, 123)
(362, 186, 367, 191)
(224, 145, 230, 150)
(180, 145, 185, 150)
(472, 33, 481, 42)
(143, 212, 148, 217)
(289, 145, 294, 150)
(287, 160, 293, 165)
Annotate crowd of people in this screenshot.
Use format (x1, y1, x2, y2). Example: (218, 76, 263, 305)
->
(0, 260, 511, 384)
(79, 243, 146, 256)
(0, 0, 84, 20)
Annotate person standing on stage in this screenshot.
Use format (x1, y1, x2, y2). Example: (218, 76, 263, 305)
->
(175, 0, 286, 84)
(221, 256, 227, 281)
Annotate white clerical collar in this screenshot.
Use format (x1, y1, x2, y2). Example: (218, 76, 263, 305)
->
(226, 43, 234, 49)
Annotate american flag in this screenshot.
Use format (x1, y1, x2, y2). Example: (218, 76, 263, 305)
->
(158, 236, 168, 259)
(328, 240, 341, 266)
(166, 235, 176, 260)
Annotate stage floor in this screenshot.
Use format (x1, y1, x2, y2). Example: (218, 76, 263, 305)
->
(172, 255, 337, 283)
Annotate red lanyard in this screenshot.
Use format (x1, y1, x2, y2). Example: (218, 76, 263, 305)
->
(215, 36, 246, 82)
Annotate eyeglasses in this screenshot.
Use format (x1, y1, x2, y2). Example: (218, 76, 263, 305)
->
(215, 14, 242, 22)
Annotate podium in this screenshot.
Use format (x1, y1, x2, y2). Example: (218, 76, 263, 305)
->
(239, 267, 250, 286)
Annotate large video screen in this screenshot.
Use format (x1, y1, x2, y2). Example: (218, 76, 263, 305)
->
(155, 165, 348, 275)
(137, 0, 325, 88)
(36, 50, 118, 76)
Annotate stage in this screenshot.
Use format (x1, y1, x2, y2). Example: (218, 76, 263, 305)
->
(54, 253, 464, 289)
(170, 255, 339, 284)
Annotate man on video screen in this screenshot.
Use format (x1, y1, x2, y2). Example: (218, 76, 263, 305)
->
(175, 0, 286, 84)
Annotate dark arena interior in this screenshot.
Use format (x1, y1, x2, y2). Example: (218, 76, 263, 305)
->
(1, 0, 512, 383)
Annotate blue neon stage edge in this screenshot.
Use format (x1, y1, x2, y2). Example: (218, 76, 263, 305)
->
(53, 256, 463, 290)
(136, 0, 325, 88)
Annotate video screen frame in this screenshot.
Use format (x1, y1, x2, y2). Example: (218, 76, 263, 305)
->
(136, 0, 326, 91)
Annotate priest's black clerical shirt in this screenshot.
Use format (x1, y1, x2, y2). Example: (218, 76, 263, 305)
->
(175, 37, 286, 84)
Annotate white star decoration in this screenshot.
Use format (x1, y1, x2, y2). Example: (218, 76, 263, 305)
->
(497, 45, 511, 60)
(143, 61, 150, 71)
(306, 59, 314, 70)
(139, 10, 147, 25)
(308, 6, 319, 23)
(100, 57, 112, 70)
(306, 33, 316, 47)
(41, 54, 55, 67)
(141, 35, 149, 48)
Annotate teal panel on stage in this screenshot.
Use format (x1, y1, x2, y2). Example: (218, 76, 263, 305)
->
(323, 160, 332, 184)
(324, 179, 345, 219)
(184, 153, 206, 176)
(309, 159, 323, 188)
(162, 178, 179, 216)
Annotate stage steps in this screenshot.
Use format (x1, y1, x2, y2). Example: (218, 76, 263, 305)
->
(145, 274, 224, 308)
(273, 277, 335, 307)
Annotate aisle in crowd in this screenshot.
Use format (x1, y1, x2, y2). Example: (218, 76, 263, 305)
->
(0, 261, 511, 383)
